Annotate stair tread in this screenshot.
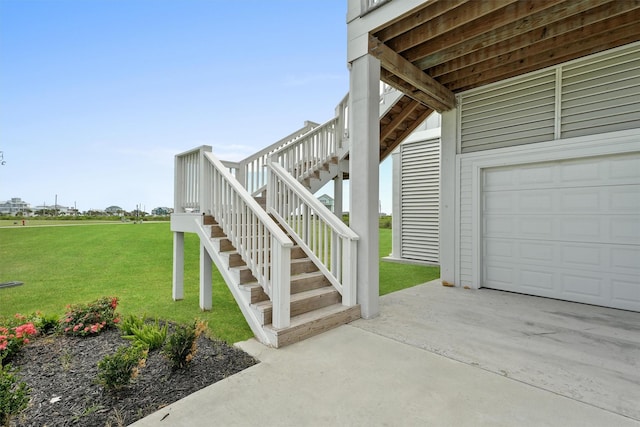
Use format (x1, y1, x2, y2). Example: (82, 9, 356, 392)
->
(252, 286, 337, 311)
(265, 303, 360, 332)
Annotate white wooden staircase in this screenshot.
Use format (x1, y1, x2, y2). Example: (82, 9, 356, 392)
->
(171, 87, 429, 347)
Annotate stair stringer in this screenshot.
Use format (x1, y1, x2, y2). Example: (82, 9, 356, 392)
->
(193, 218, 275, 347)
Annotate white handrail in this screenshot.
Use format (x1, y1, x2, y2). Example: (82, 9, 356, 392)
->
(267, 160, 358, 306)
(224, 121, 319, 195)
(202, 151, 294, 328)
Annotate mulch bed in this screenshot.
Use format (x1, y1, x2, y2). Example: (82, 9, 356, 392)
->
(8, 328, 258, 426)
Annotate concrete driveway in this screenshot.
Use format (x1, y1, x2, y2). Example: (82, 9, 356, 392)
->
(133, 279, 639, 426)
(352, 279, 640, 421)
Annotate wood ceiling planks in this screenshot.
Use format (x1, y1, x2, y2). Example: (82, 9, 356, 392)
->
(368, 0, 640, 111)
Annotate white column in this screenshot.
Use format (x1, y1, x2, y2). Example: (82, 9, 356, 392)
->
(172, 232, 184, 301)
(348, 54, 380, 318)
(390, 150, 401, 259)
(333, 173, 343, 218)
(199, 243, 212, 310)
(439, 108, 457, 285)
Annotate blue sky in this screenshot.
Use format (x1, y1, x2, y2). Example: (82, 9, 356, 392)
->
(0, 0, 393, 214)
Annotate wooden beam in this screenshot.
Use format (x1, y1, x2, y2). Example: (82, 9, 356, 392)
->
(375, 0, 467, 43)
(450, 28, 640, 92)
(369, 34, 455, 111)
(386, 0, 519, 54)
(380, 69, 450, 112)
(429, 0, 640, 78)
(411, 0, 607, 69)
(438, 7, 640, 87)
(380, 106, 434, 161)
(380, 96, 420, 141)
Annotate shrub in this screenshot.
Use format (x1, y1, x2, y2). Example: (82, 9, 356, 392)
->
(0, 364, 30, 427)
(61, 297, 120, 337)
(96, 345, 147, 391)
(30, 311, 60, 335)
(0, 319, 37, 367)
(122, 317, 168, 351)
(118, 314, 145, 336)
(162, 321, 206, 370)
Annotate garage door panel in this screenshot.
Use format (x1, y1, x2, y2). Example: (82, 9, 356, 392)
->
(482, 153, 640, 311)
(611, 247, 640, 270)
(611, 217, 640, 243)
(611, 187, 640, 211)
(612, 279, 640, 310)
(520, 269, 555, 290)
(562, 274, 603, 298)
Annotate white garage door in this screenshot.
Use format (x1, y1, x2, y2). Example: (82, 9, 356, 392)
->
(482, 152, 640, 311)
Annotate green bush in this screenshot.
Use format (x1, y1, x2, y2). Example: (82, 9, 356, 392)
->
(61, 296, 120, 337)
(122, 317, 168, 351)
(379, 215, 392, 229)
(118, 314, 145, 336)
(162, 321, 206, 370)
(0, 364, 30, 427)
(96, 345, 147, 391)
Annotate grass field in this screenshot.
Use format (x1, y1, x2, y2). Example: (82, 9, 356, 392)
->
(0, 222, 439, 343)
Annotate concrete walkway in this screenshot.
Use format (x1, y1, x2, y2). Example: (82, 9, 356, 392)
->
(131, 281, 640, 427)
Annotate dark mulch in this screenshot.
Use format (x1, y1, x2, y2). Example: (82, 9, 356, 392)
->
(9, 328, 258, 426)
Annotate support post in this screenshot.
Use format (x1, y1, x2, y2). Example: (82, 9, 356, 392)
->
(348, 53, 380, 318)
(172, 232, 185, 300)
(333, 173, 343, 218)
(390, 150, 402, 258)
(199, 243, 212, 311)
(439, 108, 457, 285)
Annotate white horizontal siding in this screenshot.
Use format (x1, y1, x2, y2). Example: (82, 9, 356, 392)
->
(400, 138, 440, 263)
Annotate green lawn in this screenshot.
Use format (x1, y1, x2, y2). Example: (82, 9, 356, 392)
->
(0, 223, 439, 343)
(378, 228, 440, 295)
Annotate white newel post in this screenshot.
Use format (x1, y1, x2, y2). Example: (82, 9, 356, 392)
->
(271, 241, 291, 329)
(342, 238, 357, 306)
(172, 232, 184, 301)
(199, 243, 212, 311)
(349, 53, 380, 318)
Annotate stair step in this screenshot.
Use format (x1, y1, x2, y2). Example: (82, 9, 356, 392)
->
(229, 265, 257, 284)
(211, 237, 235, 252)
(210, 224, 225, 238)
(253, 286, 340, 325)
(219, 251, 245, 268)
(291, 271, 331, 294)
(239, 271, 329, 304)
(239, 283, 269, 304)
(290, 258, 318, 275)
(264, 304, 361, 348)
(203, 215, 217, 225)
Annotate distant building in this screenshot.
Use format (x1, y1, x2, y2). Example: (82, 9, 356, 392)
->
(33, 204, 73, 216)
(0, 197, 30, 215)
(152, 207, 173, 216)
(317, 194, 334, 212)
(105, 206, 124, 215)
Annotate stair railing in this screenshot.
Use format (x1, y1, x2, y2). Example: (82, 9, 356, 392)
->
(174, 145, 212, 213)
(202, 151, 294, 328)
(222, 121, 319, 197)
(267, 160, 358, 306)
